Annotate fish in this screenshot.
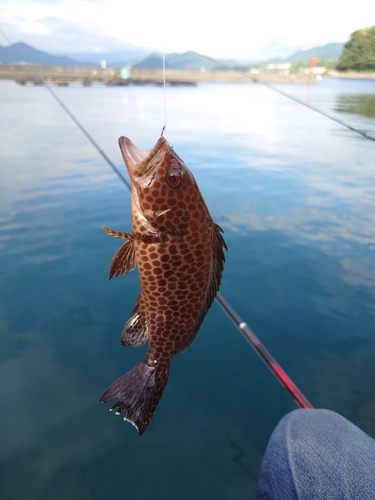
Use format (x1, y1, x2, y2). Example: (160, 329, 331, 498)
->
(100, 135, 227, 434)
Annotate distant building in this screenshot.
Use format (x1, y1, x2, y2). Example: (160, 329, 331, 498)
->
(267, 63, 292, 70)
(305, 66, 326, 75)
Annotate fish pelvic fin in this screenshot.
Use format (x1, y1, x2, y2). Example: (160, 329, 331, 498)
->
(99, 359, 170, 435)
(102, 225, 132, 240)
(121, 296, 148, 347)
(103, 225, 167, 244)
(108, 240, 136, 279)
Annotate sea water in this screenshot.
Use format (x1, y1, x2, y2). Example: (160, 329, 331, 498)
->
(1, 77, 375, 499)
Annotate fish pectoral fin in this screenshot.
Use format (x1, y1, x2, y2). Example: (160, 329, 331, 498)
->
(121, 296, 148, 347)
(109, 240, 136, 279)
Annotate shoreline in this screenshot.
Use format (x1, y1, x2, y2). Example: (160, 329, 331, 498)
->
(0, 64, 317, 85)
(1, 64, 374, 85)
(326, 70, 375, 80)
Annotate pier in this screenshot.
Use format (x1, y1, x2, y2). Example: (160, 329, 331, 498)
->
(0, 64, 317, 85)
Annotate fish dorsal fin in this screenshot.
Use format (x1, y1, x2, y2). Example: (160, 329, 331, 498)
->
(206, 223, 227, 310)
(121, 296, 149, 347)
(108, 240, 136, 279)
(181, 223, 227, 353)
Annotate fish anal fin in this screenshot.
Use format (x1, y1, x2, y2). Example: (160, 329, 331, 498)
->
(121, 296, 148, 347)
(109, 240, 136, 279)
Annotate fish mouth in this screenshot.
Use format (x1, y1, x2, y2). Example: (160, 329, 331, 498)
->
(118, 136, 168, 181)
(118, 137, 149, 171)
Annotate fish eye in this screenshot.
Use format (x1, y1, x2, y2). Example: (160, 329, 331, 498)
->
(166, 168, 183, 188)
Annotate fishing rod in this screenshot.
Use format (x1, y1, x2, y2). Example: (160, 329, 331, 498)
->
(43, 85, 314, 409)
(216, 293, 313, 408)
(2, 30, 313, 409)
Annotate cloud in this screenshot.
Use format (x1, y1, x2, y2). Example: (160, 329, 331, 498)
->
(37, 16, 144, 53)
(250, 37, 306, 61)
(2, 0, 375, 59)
(1, 0, 101, 4)
(1, 12, 151, 54)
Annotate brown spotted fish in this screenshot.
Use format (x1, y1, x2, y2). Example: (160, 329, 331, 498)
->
(100, 136, 227, 434)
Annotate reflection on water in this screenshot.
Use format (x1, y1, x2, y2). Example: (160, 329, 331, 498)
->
(336, 93, 375, 118)
(221, 207, 375, 247)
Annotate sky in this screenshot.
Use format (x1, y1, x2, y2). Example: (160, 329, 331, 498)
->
(1, 0, 375, 60)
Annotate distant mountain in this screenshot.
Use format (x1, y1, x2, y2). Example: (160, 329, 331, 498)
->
(285, 43, 344, 62)
(167, 51, 226, 70)
(0, 42, 88, 66)
(133, 44, 345, 72)
(133, 53, 173, 69)
(0, 41, 346, 70)
(132, 51, 245, 71)
(255, 43, 345, 67)
(261, 43, 345, 66)
(63, 48, 151, 67)
(0, 42, 151, 67)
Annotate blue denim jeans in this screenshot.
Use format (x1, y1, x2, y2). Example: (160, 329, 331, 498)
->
(257, 409, 375, 499)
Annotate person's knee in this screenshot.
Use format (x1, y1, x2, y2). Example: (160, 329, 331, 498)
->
(277, 407, 343, 437)
(257, 409, 375, 499)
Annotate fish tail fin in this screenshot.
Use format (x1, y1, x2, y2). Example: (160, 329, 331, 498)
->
(99, 359, 170, 435)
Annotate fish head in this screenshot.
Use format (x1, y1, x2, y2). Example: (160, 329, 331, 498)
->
(119, 136, 204, 236)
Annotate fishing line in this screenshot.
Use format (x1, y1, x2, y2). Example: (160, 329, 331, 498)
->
(2, 28, 313, 410)
(45, 84, 131, 189)
(0, 29, 131, 189)
(161, 44, 167, 136)
(197, 53, 375, 143)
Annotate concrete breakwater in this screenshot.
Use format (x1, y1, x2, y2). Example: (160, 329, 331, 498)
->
(0, 64, 317, 85)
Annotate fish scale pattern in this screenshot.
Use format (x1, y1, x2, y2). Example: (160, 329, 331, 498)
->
(100, 137, 226, 434)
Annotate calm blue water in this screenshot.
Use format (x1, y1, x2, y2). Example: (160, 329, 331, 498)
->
(1, 77, 375, 499)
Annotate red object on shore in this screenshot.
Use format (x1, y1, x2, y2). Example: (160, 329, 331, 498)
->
(309, 56, 318, 79)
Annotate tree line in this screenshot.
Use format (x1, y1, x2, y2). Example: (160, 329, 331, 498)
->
(337, 26, 375, 71)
